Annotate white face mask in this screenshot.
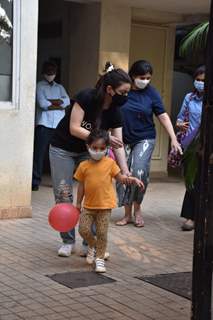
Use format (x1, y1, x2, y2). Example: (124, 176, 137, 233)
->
(194, 80, 204, 92)
(88, 148, 107, 161)
(134, 78, 151, 89)
(44, 74, 56, 83)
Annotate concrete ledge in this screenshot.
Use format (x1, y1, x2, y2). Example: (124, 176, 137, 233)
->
(0, 206, 32, 220)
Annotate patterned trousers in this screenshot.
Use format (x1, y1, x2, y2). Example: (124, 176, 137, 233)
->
(117, 139, 156, 206)
(79, 209, 111, 259)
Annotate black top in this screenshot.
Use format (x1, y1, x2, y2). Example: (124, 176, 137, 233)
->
(51, 88, 123, 153)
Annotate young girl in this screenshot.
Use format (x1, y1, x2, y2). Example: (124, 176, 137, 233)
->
(49, 64, 131, 257)
(74, 129, 144, 273)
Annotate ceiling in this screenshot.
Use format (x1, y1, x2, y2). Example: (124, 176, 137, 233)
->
(119, 0, 210, 15)
(68, 0, 211, 15)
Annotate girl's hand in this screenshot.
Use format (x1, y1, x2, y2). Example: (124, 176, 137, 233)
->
(76, 203, 82, 213)
(171, 138, 183, 155)
(109, 135, 123, 149)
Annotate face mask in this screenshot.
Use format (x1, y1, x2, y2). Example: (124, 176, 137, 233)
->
(112, 93, 128, 107)
(88, 148, 107, 161)
(44, 74, 56, 83)
(194, 80, 204, 92)
(134, 78, 151, 89)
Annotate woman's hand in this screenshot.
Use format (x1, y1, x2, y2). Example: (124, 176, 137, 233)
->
(128, 177, 144, 189)
(171, 138, 183, 155)
(121, 169, 131, 177)
(176, 121, 189, 132)
(157, 113, 183, 155)
(109, 135, 123, 149)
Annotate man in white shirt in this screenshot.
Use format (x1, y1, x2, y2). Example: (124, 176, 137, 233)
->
(32, 61, 70, 191)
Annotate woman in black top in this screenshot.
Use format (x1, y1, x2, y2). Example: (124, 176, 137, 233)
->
(49, 65, 132, 257)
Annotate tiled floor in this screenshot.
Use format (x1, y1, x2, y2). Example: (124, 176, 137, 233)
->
(0, 178, 193, 319)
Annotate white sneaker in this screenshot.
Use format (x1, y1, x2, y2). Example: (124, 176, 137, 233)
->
(80, 246, 110, 260)
(58, 244, 74, 257)
(86, 247, 95, 264)
(95, 258, 106, 273)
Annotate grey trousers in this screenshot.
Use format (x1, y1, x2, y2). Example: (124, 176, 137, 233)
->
(49, 145, 90, 244)
(117, 139, 155, 206)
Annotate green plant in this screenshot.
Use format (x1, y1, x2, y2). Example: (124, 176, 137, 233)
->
(179, 22, 209, 57)
(183, 136, 200, 190)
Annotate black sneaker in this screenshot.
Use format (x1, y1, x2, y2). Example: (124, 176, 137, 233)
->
(181, 220, 194, 231)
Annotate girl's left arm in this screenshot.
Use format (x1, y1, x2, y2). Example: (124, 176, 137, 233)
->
(110, 127, 130, 176)
(157, 113, 182, 154)
(76, 182, 84, 211)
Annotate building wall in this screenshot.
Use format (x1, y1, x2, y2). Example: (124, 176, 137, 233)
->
(68, 2, 101, 96)
(99, 0, 131, 72)
(0, 0, 38, 218)
(0, 0, 188, 219)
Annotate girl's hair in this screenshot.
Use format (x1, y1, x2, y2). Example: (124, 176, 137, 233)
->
(193, 65, 205, 79)
(87, 129, 110, 146)
(95, 62, 132, 105)
(129, 60, 153, 79)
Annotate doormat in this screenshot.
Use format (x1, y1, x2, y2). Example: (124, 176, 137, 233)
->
(136, 272, 192, 300)
(47, 271, 116, 289)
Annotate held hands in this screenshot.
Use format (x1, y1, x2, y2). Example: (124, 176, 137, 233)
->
(121, 169, 132, 177)
(123, 176, 145, 190)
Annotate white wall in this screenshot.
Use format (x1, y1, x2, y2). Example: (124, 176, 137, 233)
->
(0, 0, 38, 218)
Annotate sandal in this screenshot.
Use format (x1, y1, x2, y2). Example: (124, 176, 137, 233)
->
(116, 217, 133, 226)
(134, 213, 144, 228)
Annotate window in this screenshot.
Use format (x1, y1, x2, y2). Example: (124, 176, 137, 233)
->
(0, 0, 20, 108)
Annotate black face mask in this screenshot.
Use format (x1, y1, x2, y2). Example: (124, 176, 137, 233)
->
(112, 93, 128, 107)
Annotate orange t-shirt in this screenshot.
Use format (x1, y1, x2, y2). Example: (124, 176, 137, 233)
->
(74, 157, 120, 209)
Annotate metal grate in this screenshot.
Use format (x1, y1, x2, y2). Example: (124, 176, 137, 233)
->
(136, 272, 192, 300)
(47, 271, 116, 289)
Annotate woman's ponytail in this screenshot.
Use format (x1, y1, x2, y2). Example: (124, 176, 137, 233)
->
(95, 61, 131, 104)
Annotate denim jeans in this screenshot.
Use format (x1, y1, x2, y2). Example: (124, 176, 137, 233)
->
(49, 145, 95, 244)
(32, 125, 55, 188)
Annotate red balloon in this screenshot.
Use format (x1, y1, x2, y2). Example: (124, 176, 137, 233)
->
(48, 203, 79, 232)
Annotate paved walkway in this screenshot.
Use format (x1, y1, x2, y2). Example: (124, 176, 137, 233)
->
(0, 178, 193, 320)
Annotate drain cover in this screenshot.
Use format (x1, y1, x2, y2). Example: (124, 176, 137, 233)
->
(47, 271, 116, 289)
(136, 272, 192, 300)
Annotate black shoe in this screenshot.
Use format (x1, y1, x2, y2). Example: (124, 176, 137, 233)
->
(32, 185, 39, 191)
(181, 220, 194, 231)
